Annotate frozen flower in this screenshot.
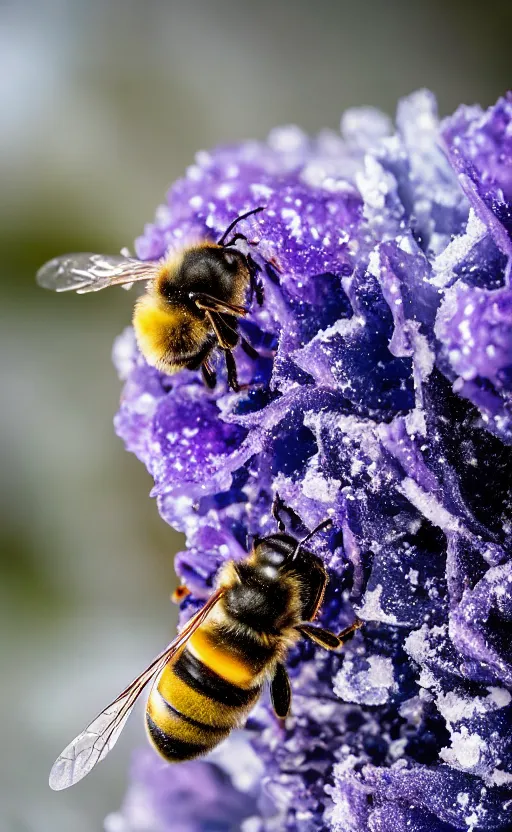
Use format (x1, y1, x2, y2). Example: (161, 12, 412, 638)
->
(104, 748, 261, 832)
(111, 91, 512, 831)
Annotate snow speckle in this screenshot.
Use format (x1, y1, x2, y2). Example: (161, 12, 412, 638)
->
(491, 769, 512, 786)
(431, 209, 487, 288)
(301, 465, 343, 503)
(407, 568, 419, 587)
(334, 655, 395, 705)
(436, 686, 511, 724)
(440, 727, 486, 770)
(355, 585, 398, 625)
(398, 477, 462, 532)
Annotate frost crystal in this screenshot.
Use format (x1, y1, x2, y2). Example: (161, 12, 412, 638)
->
(111, 91, 512, 831)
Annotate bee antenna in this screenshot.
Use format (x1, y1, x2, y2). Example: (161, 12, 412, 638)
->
(217, 206, 265, 247)
(291, 519, 333, 562)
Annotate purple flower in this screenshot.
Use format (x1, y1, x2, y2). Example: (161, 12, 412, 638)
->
(111, 91, 512, 831)
(441, 92, 512, 258)
(104, 747, 261, 832)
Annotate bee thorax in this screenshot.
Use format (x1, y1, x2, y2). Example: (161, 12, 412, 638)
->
(223, 579, 296, 633)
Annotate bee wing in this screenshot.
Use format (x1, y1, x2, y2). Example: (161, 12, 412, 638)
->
(36, 253, 159, 294)
(49, 588, 226, 790)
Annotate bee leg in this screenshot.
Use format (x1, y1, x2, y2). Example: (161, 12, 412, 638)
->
(241, 338, 259, 360)
(247, 254, 264, 305)
(190, 292, 247, 317)
(201, 360, 217, 389)
(296, 619, 363, 651)
(205, 313, 250, 392)
(271, 492, 287, 533)
(224, 349, 241, 392)
(296, 625, 340, 649)
(254, 279, 264, 306)
(206, 312, 240, 352)
(270, 662, 291, 718)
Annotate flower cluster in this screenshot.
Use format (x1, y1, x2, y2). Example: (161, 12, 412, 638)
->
(110, 91, 512, 831)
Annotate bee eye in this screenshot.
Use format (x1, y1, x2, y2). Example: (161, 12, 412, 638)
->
(159, 279, 173, 300)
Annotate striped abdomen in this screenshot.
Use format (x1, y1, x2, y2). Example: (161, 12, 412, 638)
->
(146, 622, 274, 761)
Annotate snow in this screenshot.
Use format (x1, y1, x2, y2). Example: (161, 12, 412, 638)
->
(301, 464, 343, 504)
(398, 477, 462, 532)
(334, 655, 395, 705)
(436, 687, 511, 724)
(355, 585, 398, 625)
(439, 727, 486, 769)
(407, 568, 419, 587)
(491, 769, 512, 786)
(431, 209, 487, 288)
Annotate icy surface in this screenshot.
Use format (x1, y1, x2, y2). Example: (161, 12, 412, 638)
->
(334, 655, 395, 705)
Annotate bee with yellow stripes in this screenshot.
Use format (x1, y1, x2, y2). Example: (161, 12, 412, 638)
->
(36, 207, 265, 392)
(49, 498, 363, 790)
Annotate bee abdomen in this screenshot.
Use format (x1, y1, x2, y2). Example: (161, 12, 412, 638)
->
(146, 691, 230, 761)
(147, 647, 261, 763)
(173, 647, 260, 705)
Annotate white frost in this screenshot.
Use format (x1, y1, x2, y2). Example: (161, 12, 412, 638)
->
(487, 686, 512, 709)
(491, 769, 512, 786)
(341, 106, 392, 147)
(404, 623, 446, 666)
(334, 655, 395, 705)
(398, 477, 462, 532)
(301, 465, 343, 503)
(355, 584, 398, 624)
(267, 124, 308, 153)
(437, 687, 511, 724)
(431, 209, 487, 288)
(355, 155, 395, 212)
(399, 695, 428, 726)
(440, 727, 486, 770)
(407, 568, 419, 587)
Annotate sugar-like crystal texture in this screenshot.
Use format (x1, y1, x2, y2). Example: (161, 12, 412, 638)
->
(112, 91, 512, 832)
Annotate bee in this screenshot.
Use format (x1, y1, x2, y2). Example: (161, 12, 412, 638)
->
(49, 496, 363, 791)
(36, 207, 265, 392)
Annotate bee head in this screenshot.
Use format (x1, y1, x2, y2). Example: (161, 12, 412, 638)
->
(154, 245, 248, 309)
(251, 523, 330, 580)
(226, 560, 295, 632)
(252, 533, 295, 563)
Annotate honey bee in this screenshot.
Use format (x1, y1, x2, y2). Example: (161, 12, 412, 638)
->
(49, 496, 363, 790)
(36, 207, 265, 391)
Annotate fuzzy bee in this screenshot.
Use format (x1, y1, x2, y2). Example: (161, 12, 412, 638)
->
(36, 207, 265, 391)
(49, 497, 363, 790)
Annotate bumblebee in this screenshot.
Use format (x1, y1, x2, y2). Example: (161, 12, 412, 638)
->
(49, 497, 363, 790)
(36, 207, 265, 391)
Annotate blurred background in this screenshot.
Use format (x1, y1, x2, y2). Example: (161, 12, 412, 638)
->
(1, 0, 510, 829)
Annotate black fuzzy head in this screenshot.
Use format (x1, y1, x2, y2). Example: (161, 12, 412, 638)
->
(223, 562, 295, 633)
(252, 533, 324, 576)
(252, 533, 297, 570)
(160, 246, 247, 308)
(249, 532, 328, 625)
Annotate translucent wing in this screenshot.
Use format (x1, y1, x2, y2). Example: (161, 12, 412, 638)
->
(49, 588, 225, 790)
(36, 253, 159, 294)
